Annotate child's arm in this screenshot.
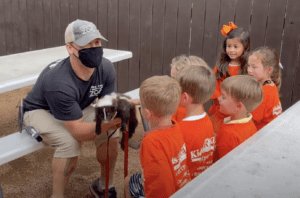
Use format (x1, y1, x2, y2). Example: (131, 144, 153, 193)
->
(140, 139, 175, 197)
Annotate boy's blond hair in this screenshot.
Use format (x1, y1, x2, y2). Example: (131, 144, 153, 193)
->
(175, 65, 216, 104)
(171, 55, 208, 72)
(221, 75, 263, 112)
(140, 75, 181, 117)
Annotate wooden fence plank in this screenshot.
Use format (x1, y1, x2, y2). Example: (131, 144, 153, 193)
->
(202, 0, 220, 68)
(88, 0, 98, 26)
(35, 0, 45, 50)
(69, 0, 78, 23)
(151, 0, 165, 76)
(4, 0, 13, 54)
(216, 0, 236, 59)
(162, 0, 178, 75)
(97, 0, 108, 48)
(280, 0, 300, 110)
(128, 0, 140, 89)
(0, 0, 6, 55)
(249, 0, 269, 50)
(264, 0, 287, 54)
(78, 0, 88, 21)
(11, 0, 21, 53)
(107, 0, 118, 89)
(51, 0, 61, 47)
(176, 0, 191, 56)
(139, 0, 153, 82)
(190, 0, 205, 58)
(234, 0, 252, 31)
(117, 0, 129, 93)
(42, 0, 52, 48)
(60, 0, 69, 46)
(19, 0, 28, 52)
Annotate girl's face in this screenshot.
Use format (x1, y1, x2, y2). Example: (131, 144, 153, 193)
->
(218, 89, 239, 115)
(226, 38, 244, 62)
(247, 54, 271, 84)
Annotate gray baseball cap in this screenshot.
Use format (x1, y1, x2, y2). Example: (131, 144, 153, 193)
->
(65, 19, 108, 46)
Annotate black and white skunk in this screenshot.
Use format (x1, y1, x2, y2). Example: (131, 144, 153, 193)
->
(95, 92, 139, 150)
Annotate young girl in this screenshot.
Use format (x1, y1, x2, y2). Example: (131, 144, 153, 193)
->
(247, 46, 282, 130)
(209, 22, 250, 134)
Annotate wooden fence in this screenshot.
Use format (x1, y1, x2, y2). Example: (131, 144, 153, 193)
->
(0, 0, 300, 110)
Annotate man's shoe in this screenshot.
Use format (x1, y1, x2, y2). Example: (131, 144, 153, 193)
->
(90, 178, 117, 198)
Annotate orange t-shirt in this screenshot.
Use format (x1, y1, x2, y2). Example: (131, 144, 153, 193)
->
(172, 107, 186, 123)
(139, 121, 191, 198)
(251, 84, 282, 130)
(179, 113, 215, 179)
(214, 115, 257, 162)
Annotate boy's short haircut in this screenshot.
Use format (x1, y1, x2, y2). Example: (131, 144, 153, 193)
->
(171, 55, 209, 72)
(140, 75, 181, 117)
(221, 75, 263, 112)
(175, 65, 216, 104)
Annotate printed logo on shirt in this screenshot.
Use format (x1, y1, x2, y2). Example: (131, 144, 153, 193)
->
(191, 137, 215, 162)
(90, 84, 103, 97)
(273, 102, 282, 116)
(172, 143, 187, 167)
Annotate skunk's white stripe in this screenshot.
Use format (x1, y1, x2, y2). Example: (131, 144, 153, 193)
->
(96, 93, 117, 107)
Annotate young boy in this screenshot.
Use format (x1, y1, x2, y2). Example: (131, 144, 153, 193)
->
(214, 75, 263, 162)
(124, 76, 191, 198)
(171, 55, 208, 123)
(175, 64, 216, 179)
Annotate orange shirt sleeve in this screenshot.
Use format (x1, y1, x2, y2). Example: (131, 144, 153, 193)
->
(140, 137, 175, 197)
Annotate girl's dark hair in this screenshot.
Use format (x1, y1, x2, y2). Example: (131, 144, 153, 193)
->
(216, 27, 250, 79)
(250, 46, 282, 90)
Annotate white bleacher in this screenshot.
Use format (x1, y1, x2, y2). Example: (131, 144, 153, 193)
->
(0, 47, 135, 166)
(171, 100, 300, 198)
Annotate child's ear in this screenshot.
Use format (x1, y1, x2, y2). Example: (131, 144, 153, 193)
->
(236, 101, 245, 111)
(268, 66, 274, 74)
(179, 92, 189, 107)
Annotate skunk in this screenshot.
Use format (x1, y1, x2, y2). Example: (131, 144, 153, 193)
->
(95, 92, 138, 150)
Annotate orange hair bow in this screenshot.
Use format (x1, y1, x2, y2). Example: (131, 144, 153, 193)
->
(221, 22, 237, 36)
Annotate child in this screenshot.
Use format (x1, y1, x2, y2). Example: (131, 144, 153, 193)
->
(175, 64, 216, 179)
(124, 76, 191, 198)
(209, 22, 250, 134)
(170, 55, 208, 122)
(214, 75, 263, 162)
(247, 46, 282, 130)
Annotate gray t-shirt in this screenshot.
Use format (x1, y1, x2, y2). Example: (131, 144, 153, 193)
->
(23, 57, 116, 121)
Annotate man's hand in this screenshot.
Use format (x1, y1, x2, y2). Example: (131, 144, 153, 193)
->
(100, 117, 122, 132)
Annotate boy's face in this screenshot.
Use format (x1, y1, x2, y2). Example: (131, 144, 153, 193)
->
(218, 89, 239, 115)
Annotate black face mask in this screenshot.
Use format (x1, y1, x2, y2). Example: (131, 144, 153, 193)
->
(72, 46, 103, 68)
